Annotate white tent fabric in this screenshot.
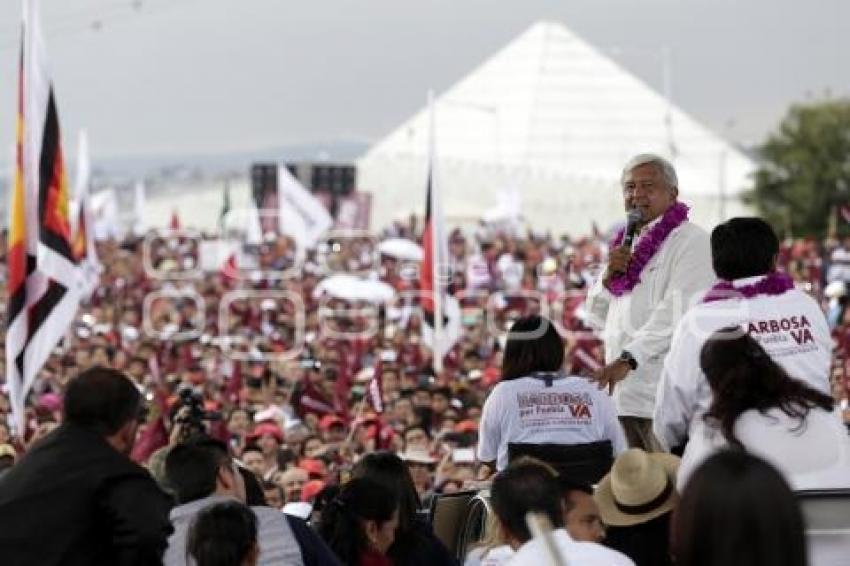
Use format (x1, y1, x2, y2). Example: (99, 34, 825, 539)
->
(358, 21, 756, 234)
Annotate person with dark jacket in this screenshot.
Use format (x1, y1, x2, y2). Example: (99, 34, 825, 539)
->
(0, 366, 174, 566)
(238, 464, 342, 566)
(318, 478, 399, 566)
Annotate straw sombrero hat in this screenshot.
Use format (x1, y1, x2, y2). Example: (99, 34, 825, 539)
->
(594, 448, 680, 527)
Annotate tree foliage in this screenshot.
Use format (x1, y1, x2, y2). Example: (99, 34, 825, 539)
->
(749, 98, 850, 238)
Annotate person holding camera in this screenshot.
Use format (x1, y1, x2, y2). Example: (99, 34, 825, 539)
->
(169, 388, 223, 444)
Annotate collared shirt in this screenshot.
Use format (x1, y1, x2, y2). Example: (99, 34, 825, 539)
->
(585, 219, 715, 418)
(653, 276, 832, 450)
(507, 529, 634, 566)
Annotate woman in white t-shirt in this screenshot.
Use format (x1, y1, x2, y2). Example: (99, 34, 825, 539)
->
(477, 315, 627, 474)
(678, 327, 850, 492)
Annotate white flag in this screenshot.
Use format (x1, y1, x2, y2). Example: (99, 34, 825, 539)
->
(7, 0, 81, 434)
(71, 129, 101, 299)
(133, 180, 147, 235)
(277, 165, 332, 248)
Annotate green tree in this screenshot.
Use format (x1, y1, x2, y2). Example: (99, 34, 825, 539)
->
(749, 98, 850, 238)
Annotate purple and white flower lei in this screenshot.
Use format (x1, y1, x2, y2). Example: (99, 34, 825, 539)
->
(702, 271, 795, 304)
(606, 201, 690, 296)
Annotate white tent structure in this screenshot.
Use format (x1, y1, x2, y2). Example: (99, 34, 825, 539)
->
(358, 21, 756, 234)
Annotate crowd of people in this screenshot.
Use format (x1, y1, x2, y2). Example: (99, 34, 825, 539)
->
(0, 153, 850, 565)
(0, 197, 615, 487)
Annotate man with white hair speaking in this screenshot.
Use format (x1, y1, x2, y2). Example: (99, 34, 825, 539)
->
(585, 154, 715, 451)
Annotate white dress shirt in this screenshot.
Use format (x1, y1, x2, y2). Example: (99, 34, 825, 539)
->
(653, 277, 833, 450)
(585, 218, 715, 418)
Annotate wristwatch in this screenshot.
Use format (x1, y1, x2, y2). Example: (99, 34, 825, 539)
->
(618, 350, 638, 371)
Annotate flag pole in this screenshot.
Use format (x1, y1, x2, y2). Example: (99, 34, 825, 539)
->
(8, 0, 81, 434)
(72, 129, 88, 236)
(427, 90, 444, 376)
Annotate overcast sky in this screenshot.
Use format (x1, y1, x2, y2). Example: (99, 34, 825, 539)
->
(0, 0, 847, 163)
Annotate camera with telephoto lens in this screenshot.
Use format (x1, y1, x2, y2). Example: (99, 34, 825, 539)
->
(176, 388, 222, 440)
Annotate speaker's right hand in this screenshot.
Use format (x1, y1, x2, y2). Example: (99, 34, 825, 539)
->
(603, 245, 632, 285)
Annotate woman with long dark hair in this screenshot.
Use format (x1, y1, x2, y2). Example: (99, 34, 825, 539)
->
(351, 451, 457, 566)
(677, 328, 850, 490)
(674, 450, 807, 566)
(318, 478, 399, 566)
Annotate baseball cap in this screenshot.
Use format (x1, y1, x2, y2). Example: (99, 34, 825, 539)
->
(319, 414, 345, 432)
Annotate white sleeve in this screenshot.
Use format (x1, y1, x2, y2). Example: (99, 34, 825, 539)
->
(477, 387, 502, 463)
(613, 549, 637, 566)
(623, 228, 715, 369)
(808, 297, 833, 394)
(653, 315, 703, 450)
(583, 275, 612, 331)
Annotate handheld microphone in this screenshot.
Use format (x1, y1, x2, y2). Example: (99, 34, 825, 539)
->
(611, 209, 644, 277)
(622, 208, 644, 248)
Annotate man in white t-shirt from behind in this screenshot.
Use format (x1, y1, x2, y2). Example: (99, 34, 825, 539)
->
(477, 316, 627, 473)
(487, 458, 634, 566)
(654, 217, 832, 452)
(464, 474, 611, 566)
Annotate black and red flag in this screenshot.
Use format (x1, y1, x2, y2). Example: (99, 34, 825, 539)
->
(418, 92, 460, 374)
(7, 0, 81, 433)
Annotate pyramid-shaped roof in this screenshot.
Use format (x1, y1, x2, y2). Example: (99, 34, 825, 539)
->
(359, 21, 755, 233)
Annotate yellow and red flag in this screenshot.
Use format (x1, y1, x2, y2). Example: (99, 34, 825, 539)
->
(6, 0, 81, 434)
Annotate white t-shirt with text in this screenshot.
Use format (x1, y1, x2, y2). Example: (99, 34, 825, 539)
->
(477, 374, 627, 470)
(654, 280, 832, 450)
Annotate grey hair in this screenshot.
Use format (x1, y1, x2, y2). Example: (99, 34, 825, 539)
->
(621, 153, 678, 189)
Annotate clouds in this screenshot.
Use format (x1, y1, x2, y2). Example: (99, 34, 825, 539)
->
(0, 0, 846, 161)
